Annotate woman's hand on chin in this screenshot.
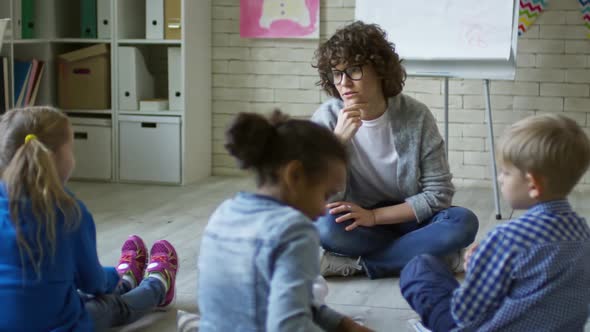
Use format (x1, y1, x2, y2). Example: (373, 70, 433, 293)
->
(327, 201, 377, 231)
(334, 104, 365, 142)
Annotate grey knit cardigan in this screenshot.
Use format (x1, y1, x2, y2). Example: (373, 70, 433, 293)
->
(311, 93, 455, 222)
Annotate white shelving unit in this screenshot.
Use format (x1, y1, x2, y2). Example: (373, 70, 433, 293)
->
(0, 0, 211, 185)
(11, 38, 45, 44)
(118, 39, 181, 45)
(53, 38, 111, 43)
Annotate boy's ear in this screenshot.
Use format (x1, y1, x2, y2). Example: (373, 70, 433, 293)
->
(525, 172, 544, 199)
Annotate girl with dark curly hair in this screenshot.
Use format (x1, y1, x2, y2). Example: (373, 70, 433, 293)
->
(311, 21, 479, 279)
(198, 110, 372, 331)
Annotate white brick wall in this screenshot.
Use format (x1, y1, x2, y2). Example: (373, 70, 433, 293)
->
(211, 2, 590, 187)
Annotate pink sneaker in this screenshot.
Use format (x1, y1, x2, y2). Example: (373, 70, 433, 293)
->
(116, 235, 148, 288)
(146, 240, 179, 307)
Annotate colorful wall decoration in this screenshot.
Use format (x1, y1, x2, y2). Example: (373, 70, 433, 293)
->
(519, 0, 590, 38)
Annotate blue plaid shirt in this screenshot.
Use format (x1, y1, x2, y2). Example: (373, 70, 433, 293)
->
(451, 200, 590, 331)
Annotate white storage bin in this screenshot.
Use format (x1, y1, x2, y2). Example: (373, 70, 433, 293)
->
(119, 115, 181, 183)
(118, 47, 155, 110)
(167, 47, 183, 110)
(70, 117, 112, 180)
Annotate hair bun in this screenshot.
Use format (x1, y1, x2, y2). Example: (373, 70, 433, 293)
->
(268, 109, 290, 127)
(225, 111, 287, 169)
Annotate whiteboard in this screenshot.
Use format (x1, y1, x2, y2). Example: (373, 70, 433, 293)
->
(355, 0, 519, 80)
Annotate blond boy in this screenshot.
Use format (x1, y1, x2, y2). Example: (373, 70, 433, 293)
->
(400, 114, 590, 331)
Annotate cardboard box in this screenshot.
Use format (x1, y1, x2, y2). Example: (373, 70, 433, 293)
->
(58, 44, 110, 109)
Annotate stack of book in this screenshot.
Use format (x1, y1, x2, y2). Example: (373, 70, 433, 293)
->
(0, 20, 7, 113)
(0, 57, 9, 114)
(12, 58, 45, 109)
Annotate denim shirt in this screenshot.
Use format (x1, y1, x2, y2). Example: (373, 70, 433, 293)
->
(198, 192, 343, 331)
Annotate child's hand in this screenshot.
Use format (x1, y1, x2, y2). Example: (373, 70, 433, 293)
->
(463, 243, 479, 271)
(336, 317, 374, 332)
(327, 201, 376, 231)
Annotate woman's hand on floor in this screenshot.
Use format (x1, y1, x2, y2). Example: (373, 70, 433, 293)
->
(327, 201, 376, 231)
(334, 104, 365, 142)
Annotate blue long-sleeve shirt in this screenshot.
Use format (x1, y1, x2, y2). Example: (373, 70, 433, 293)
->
(452, 200, 590, 331)
(0, 185, 119, 331)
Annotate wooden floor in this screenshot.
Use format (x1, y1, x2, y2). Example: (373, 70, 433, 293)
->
(69, 177, 590, 332)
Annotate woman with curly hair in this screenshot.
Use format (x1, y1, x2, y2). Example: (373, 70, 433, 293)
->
(311, 21, 479, 279)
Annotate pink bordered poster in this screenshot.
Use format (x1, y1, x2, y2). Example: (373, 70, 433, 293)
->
(240, 0, 320, 39)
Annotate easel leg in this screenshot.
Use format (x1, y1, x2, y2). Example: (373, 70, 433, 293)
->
(484, 79, 502, 220)
(444, 77, 449, 156)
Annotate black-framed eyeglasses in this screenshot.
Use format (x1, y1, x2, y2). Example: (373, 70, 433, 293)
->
(327, 65, 363, 85)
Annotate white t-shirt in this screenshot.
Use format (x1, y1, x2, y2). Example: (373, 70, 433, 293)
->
(348, 110, 400, 207)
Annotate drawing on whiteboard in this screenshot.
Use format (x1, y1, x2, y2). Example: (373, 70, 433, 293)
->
(463, 23, 489, 48)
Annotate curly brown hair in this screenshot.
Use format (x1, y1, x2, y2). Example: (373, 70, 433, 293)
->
(313, 21, 406, 99)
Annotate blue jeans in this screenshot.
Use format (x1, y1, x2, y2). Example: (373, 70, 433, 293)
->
(84, 273, 165, 331)
(400, 254, 459, 332)
(315, 203, 478, 278)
